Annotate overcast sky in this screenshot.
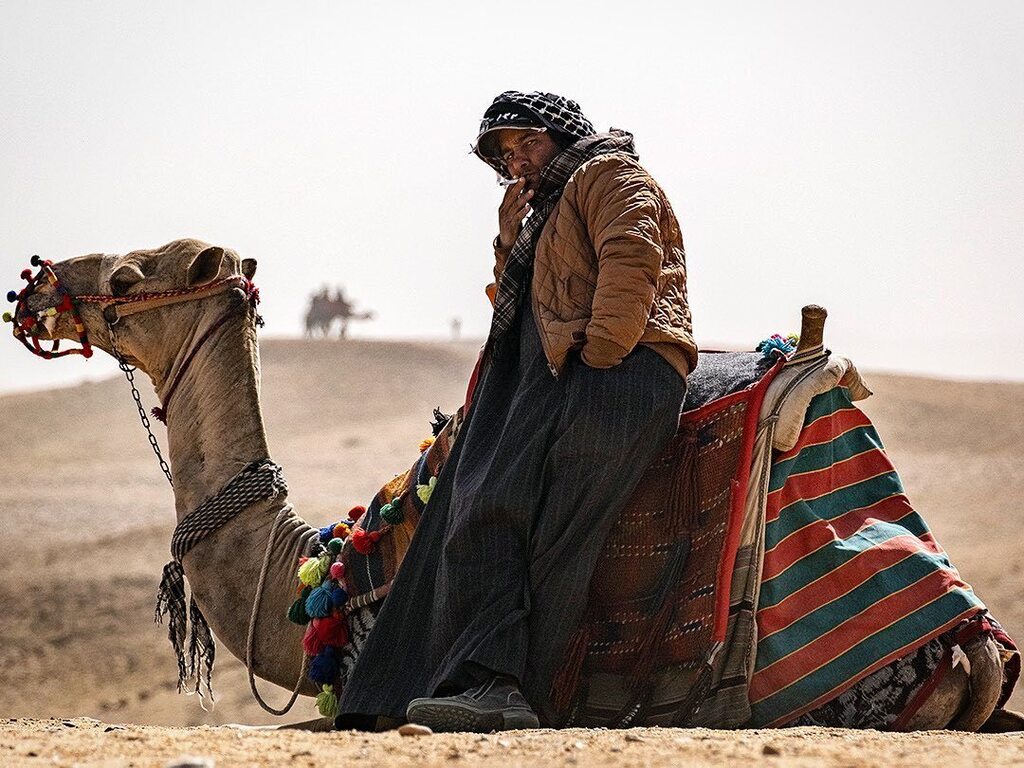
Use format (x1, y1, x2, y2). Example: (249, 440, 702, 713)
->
(2, 0, 1022, 393)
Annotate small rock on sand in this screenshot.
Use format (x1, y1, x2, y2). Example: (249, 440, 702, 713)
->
(398, 723, 434, 737)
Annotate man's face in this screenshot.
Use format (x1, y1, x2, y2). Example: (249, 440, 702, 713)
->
(496, 128, 561, 191)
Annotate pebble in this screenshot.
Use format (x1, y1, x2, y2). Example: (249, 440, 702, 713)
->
(164, 757, 214, 768)
(763, 744, 781, 756)
(398, 723, 434, 737)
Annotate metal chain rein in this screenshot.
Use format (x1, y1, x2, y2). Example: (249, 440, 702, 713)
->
(108, 321, 173, 487)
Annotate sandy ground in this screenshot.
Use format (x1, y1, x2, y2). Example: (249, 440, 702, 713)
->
(1, 338, 1022, 765)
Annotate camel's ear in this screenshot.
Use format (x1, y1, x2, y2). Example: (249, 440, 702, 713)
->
(187, 246, 224, 287)
(110, 264, 145, 297)
(241, 258, 257, 280)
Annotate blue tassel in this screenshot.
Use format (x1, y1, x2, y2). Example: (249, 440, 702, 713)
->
(756, 334, 796, 359)
(331, 587, 349, 609)
(319, 524, 336, 543)
(305, 585, 334, 618)
(309, 646, 339, 685)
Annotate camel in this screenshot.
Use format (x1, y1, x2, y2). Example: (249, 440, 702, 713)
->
(7, 238, 1021, 733)
(304, 287, 373, 339)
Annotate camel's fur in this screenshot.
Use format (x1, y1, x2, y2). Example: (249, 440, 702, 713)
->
(24, 238, 1015, 731)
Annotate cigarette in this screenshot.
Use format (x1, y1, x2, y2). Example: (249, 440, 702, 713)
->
(497, 176, 522, 188)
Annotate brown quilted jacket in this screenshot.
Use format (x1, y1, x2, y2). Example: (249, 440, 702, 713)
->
(489, 153, 697, 379)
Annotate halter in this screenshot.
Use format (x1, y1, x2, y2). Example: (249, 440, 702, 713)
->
(4, 256, 95, 358)
(4, 254, 259, 360)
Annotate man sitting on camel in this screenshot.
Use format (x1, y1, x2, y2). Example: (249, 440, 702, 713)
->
(336, 90, 697, 732)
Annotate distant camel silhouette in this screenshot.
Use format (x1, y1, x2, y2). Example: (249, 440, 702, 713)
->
(304, 286, 373, 339)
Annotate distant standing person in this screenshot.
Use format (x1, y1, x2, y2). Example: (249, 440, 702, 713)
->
(450, 316, 462, 341)
(338, 91, 697, 731)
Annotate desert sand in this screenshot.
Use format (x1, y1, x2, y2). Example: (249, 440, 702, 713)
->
(1, 338, 1022, 766)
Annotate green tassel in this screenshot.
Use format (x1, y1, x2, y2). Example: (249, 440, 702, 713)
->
(316, 684, 338, 718)
(287, 597, 310, 625)
(298, 554, 330, 587)
(380, 500, 404, 525)
(416, 476, 437, 505)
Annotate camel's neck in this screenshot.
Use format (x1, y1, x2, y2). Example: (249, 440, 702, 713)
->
(157, 308, 317, 696)
(162, 311, 270, 518)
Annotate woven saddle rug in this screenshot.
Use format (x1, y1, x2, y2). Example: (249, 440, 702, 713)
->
(747, 385, 992, 726)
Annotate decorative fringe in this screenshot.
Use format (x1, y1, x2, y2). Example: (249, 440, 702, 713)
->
(550, 623, 590, 721)
(304, 585, 334, 618)
(666, 426, 700, 535)
(298, 555, 329, 587)
(430, 408, 451, 437)
(287, 598, 310, 625)
(316, 684, 339, 718)
(154, 560, 215, 702)
(416, 476, 437, 504)
(309, 647, 339, 685)
(629, 597, 677, 692)
(151, 405, 168, 424)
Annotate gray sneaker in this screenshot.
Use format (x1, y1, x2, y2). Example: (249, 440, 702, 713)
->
(406, 677, 541, 732)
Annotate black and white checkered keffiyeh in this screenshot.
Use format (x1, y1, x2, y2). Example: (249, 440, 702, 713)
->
(155, 459, 288, 702)
(485, 129, 638, 356)
(474, 90, 598, 177)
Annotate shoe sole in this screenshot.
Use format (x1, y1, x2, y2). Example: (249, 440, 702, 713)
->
(406, 699, 540, 733)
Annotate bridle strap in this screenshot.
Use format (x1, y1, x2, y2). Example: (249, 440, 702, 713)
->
(101, 275, 247, 321)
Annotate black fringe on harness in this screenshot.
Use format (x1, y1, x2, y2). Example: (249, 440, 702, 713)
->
(155, 459, 288, 703)
(431, 407, 451, 437)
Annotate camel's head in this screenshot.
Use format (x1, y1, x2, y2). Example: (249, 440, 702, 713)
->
(6, 238, 258, 379)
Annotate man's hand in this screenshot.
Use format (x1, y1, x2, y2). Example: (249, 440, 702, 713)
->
(498, 178, 534, 250)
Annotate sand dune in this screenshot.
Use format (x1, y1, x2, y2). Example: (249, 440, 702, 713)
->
(1, 338, 1021, 765)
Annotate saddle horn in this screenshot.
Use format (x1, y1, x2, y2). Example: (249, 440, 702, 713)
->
(797, 305, 827, 354)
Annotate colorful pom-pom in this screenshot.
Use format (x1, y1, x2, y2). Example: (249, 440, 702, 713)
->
(330, 561, 345, 580)
(333, 522, 351, 539)
(380, 501, 405, 525)
(756, 333, 797, 359)
(20, 269, 32, 280)
(316, 685, 338, 718)
(2, 311, 12, 323)
(302, 622, 326, 656)
(419, 436, 435, 453)
(305, 584, 334, 618)
(309, 646, 339, 685)
(313, 614, 350, 647)
(318, 525, 336, 543)
(287, 597, 310, 625)
(6, 290, 17, 303)
(327, 537, 344, 555)
(298, 555, 330, 587)
(349, 505, 366, 521)
(351, 529, 375, 555)
(416, 476, 437, 504)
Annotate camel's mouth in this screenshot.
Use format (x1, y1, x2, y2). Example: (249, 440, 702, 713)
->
(6, 257, 97, 359)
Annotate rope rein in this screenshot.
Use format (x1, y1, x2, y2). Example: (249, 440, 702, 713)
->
(246, 504, 313, 715)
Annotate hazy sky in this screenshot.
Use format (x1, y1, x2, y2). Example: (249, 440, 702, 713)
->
(2, 1, 1022, 394)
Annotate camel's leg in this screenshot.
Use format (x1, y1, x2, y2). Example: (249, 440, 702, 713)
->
(905, 633, 1004, 731)
(980, 708, 1024, 732)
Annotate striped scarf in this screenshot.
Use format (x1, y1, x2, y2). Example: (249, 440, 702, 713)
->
(486, 130, 638, 354)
